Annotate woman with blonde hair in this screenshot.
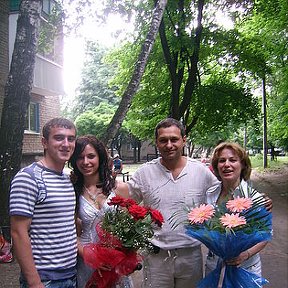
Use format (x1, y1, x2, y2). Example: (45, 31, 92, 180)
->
(205, 142, 271, 278)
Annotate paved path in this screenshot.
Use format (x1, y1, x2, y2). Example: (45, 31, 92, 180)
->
(1, 168, 287, 287)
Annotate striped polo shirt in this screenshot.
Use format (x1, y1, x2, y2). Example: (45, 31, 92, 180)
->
(9, 163, 77, 280)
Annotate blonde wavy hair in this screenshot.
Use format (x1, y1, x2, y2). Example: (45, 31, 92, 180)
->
(211, 142, 252, 181)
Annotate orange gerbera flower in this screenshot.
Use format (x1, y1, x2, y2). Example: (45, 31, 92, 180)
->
(220, 213, 247, 228)
(188, 204, 215, 224)
(226, 197, 253, 213)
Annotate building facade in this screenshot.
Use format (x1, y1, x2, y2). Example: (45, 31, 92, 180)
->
(0, 0, 64, 166)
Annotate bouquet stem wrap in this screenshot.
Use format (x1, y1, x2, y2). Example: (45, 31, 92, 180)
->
(83, 224, 141, 288)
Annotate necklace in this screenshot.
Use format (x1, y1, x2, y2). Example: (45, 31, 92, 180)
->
(84, 185, 102, 203)
(39, 160, 46, 167)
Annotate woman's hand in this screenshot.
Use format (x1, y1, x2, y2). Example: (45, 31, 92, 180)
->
(99, 264, 112, 271)
(96, 264, 112, 278)
(225, 250, 250, 266)
(77, 239, 84, 258)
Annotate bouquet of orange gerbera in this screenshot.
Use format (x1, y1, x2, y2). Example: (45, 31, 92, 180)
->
(171, 189, 272, 288)
(84, 196, 164, 288)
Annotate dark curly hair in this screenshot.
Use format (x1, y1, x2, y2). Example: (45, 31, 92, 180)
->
(68, 135, 115, 202)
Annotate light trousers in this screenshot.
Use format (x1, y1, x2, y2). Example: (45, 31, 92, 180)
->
(142, 245, 203, 288)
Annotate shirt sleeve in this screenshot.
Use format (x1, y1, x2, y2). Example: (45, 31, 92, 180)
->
(9, 171, 38, 218)
(206, 168, 221, 194)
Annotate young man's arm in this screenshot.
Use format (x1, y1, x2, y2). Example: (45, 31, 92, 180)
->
(10, 216, 44, 288)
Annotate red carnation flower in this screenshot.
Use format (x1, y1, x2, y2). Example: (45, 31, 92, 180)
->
(150, 209, 164, 227)
(108, 196, 125, 206)
(123, 198, 137, 207)
(128, 205, 148, 220)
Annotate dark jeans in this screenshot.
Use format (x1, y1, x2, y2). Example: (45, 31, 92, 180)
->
(20, 275, 76, 288)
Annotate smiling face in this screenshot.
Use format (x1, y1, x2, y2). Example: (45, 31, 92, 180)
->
(217, 148, 243, 187)
(76, 144, 100, 178)
(156, 125, 186, 163)
(42, 126, 76, 168)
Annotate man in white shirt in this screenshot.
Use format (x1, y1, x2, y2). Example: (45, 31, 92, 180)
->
(118, 118, 220, 288)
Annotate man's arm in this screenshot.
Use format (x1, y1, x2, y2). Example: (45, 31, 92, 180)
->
(10, 216, 44, 288)
(262, 194, 273, 212)
(115, 180, 129, 198)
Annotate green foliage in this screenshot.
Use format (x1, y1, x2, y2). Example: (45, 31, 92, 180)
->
(110, 39, 259, 141)
(250, 155, 288, 172)
(71, 41, 119, 119)
(269, 100, 288, 148)
(191, 79, 259, 132)
(73, 0, 286, 148)
(75, 102, 116, 138)
(103, 1, 262, 143)
(37, 2, 63, 60)
(74, 102, 131, 150)
(235, 0, 288, 148)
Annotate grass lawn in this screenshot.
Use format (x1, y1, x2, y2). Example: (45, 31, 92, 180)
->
(122, 163, 143, 174)
(250, 155, 288, 172)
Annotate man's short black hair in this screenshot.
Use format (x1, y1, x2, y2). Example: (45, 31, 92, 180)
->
(155, 118, 186, 139)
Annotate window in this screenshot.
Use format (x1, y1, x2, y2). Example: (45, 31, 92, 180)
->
(10, 0, 56, 15)
(25, 102, 40, 133)
(42, 0, 57, 16)
(10, 0, 21, 11)
(42, 0, 50, 15)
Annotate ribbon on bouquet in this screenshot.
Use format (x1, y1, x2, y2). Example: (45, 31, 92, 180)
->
(83, 225, 142, 288)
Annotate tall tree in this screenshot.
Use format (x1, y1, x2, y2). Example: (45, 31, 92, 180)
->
(101, 0, 168, 146)
(105, 0, 260, 141)
(159, 0, 205, 124)
(232, 0, 288, 163)
(68, 41, 119, 119)
(0, 0, 42, 226)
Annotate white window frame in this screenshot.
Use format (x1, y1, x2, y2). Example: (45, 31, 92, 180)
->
(25, 102, 40, 133)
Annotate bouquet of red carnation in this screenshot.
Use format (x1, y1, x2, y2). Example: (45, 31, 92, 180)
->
(83, 196, 164, 288)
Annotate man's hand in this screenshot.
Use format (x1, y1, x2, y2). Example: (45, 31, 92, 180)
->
(262, 193, 273, 212)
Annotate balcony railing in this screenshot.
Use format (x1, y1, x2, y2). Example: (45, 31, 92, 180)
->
(33, 54, 64, 96)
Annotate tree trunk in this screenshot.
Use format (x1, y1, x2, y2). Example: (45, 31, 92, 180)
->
(262, 75, 268, 168)
(137, 140, 141, 162)
(158, 0, 204, 134)
(0, 0, 41, 226)
(102, 0, 168, 146)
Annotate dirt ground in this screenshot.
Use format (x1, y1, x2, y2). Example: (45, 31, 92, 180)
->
(0, 166, 287, 287)
(250, 166, 288, 288)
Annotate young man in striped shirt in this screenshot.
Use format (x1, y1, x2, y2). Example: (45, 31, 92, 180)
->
(10, 118, 77, 288)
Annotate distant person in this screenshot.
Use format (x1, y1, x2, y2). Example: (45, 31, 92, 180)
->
(113, 154, 123, 174)
(68, 135, 133, 287)
(9, 118, 77, 288)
